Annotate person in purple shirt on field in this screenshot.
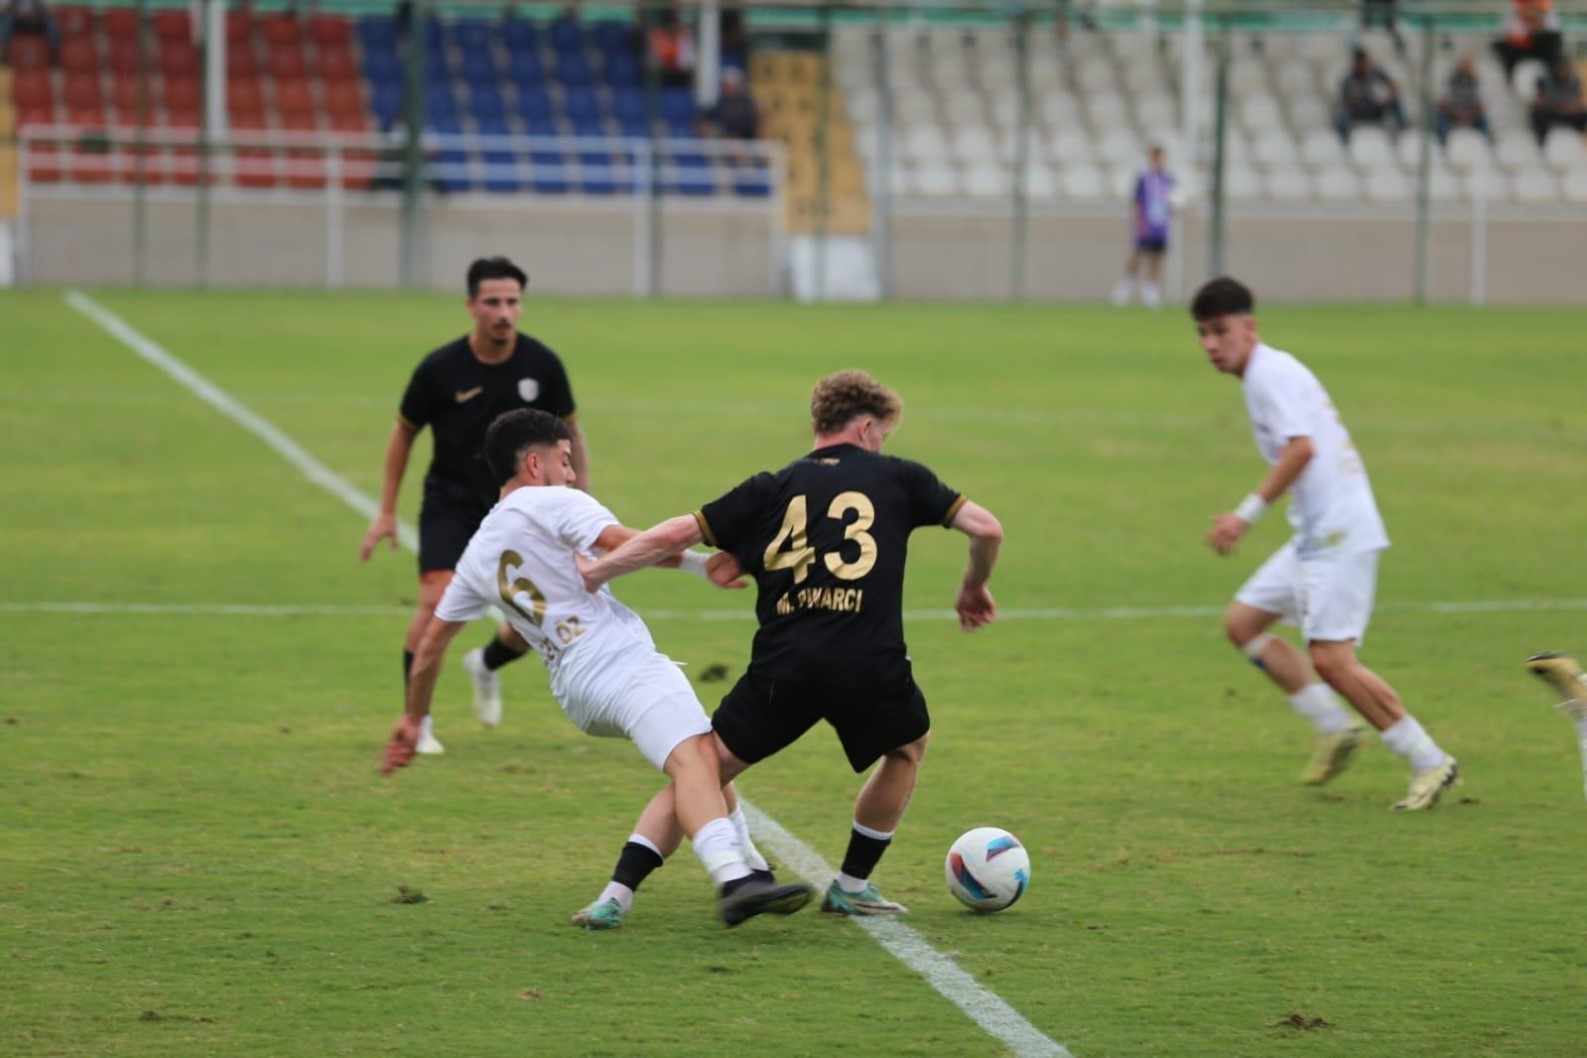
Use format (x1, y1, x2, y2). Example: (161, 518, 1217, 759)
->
(1112, 145, 1176, 310)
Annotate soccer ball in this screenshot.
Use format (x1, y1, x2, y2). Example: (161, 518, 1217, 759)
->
(944, 827, 1030, 913)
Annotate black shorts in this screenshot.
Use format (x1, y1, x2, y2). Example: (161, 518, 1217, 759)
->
(712, 671, 930, 774)
(417, 476, 490, 574)
(1135, 236, 1168, 255)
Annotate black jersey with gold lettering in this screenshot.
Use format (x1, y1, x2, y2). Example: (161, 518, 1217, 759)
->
(398, 334, 576, 506)
(695, 443, 965, 688)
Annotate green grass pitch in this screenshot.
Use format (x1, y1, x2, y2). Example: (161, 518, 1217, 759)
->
(3, 289, 1586, 1057)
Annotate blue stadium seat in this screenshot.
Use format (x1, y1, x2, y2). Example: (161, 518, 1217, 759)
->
(477, 117, 520, 193)
(370, 81, 403, 128)
(426, 84, 459, 124)
(453, 19, 492, 52)
(664, 117, 698, 140)
(423, 50, 451, 84)
(604, 52, 641, 89)
(526, 115, 566, 192)
(469, 84, 508, 124)
(562, 86, 603, 126)
(507, 51, 545, 90)
(428, 116, 470, 192)
(460, 49, 498, 88)
(667, 152, 716, 196)
(356, 15, 396, 52)
(546, 18, 584, 55)
(362, 48, 401, 87)
(591, 21, 631, 56)
(554, 52, 594, 89)
(659, 88, 696, 126)
(421, 18, 445, 52)
(515, 87, 554, 124)
(501, 18, 538, 53)
(730, 161, 772, 198)
(609, 88, 647, 124)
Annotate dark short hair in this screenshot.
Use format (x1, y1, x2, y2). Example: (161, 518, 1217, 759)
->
(467, 257, 528, 298)
(1190, 277, 1255, 320)
(484, 409, 571, 486)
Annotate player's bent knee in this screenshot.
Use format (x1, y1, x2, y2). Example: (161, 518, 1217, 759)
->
(1308, 642, 1356, 685)
(662, 733, 719, 782)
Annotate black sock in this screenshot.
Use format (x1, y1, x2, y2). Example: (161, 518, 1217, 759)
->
(403, 650, 415, 687)
(611, 840, 665, 892)
(840, 828, 892, 882)
(481, 637, 524, 672)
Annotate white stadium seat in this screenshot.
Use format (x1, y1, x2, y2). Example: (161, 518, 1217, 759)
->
(912, 163, 961, 197)
(1060, 164, 1107, 199)
(1314, 167, 1361, 201)
(1495, 129, 1541, 170)
(1364, 169, 1412, 202)
(1301, 128, 1346, 168)
(1347, 126, 1396, 170)
(1253, 130, 1299, 170)
(1561, 170, 1587, 202)
(1445, 128, 1493, 173)
(1512, 169, 1559, 202)
(1543, 127, 1587, 170)
(1462, 169, 1512, 203)
(963, 164, 1008, 198)
(1264, 167, 1313, 201)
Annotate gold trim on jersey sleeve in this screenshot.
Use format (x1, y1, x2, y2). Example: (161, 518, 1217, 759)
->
(396, 412, 418, 430)
(563, 411, 578, 425)
(693, 510, 718, 549)
(941, 494, 967, 527)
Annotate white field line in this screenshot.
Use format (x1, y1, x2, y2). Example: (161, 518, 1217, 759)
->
(8, 598, 1587, 622)
(64, 290, 1070, 1058)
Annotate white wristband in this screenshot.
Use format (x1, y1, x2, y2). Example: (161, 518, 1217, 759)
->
(1234, 493, 1268, 523)
(678, 551, 711, 579)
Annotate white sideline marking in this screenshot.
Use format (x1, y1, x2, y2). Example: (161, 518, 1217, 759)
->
(742, 804, 1071, 1058)
(8, 598, 1587, 622)
(64, 291, 1071, 1058)
(64, 290, 417, 553)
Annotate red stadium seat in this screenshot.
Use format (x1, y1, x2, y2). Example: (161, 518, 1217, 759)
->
(308, 15, 352, 50)
(163, 77, 201, 115)
(25, 143, 63, 183)
(59, 37, 100, 74)
(316, 46, 357, 84)
(267, 45, 307, 81)
(329, 113, 374, 189)
(108, 40, 147, 78)
(226, 10, 254, 45)
(227, 79, 266, 120)
(227, 43, 260, 80)
(152, 10, 192, 44)
(279, 111, 325, 189)
(55, 6, 96, 39)
(15, 104, 57, 132)
(69, 143, 115, 184)
(273, 78, 314, 120)
(323, 79, 364, 120)
(6, 36, 52, 72)
(103, 8, 141, 41)
(261, 13, 303, 48)
(159, 42, 200, 80)
(111, 78, 158, 121)
(63, 73, 104, 111)
(11, 71, 53, 110)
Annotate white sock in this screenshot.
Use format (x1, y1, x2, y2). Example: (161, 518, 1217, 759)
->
(1111, 277, 1134, 306)
(727, 804, 770, 872)
(691, 817, 751, 886)
(1380, 715, 1447, 771)
(1288, 684, 1356, 735)
(596, 881, 635, 912)
(1142, 281, 1162, 309)
(1574, 716, 1587, 744)
(835, 871, 871, 894)
(420, 714, 435, 738)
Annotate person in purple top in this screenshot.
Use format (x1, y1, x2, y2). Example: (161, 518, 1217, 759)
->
(1112, 145, 1176, 310)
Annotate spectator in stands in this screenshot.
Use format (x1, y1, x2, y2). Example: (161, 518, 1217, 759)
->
(1111, 145, 1176, 311)
(1335, 47, 1405, 142)
(1530, 54, 1587, 145)
(720, 6, 749, 74)
(0, 0, 61, 62)
(1493, 0, 1562, 79)
(649, 7, 695, 89)
(1436, 55, 1492, 144)
(699, 67, 760, 165)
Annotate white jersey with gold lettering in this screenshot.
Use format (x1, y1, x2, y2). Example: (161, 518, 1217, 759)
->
(1241, 343, 1390, 557)
(435, 485, 659, 716)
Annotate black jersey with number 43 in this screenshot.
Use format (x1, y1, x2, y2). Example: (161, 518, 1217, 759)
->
(695, 443, 965, 688)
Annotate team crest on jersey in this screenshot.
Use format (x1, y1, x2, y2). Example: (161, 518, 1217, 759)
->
(517, 378, 540, 402)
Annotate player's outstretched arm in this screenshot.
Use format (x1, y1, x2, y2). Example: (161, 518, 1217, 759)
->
(360, 420, 419, 561)
(382, 616, 467, 774)
(950, 500, 1003, 632)
(578, 514, 703, 592)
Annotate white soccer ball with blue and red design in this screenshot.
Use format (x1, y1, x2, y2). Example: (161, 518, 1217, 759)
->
(945, 827, 1030, 912)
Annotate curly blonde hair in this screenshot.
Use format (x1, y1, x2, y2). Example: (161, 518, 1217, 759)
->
(810, 370, 902, 436)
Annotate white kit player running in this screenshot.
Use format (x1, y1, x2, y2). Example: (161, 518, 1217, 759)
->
(1191, 278, 1459, 810)
(382, 409, 812, 927)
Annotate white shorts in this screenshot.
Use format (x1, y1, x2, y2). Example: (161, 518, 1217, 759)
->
(1234, 540, 1381, 644)
(560, 652, 712, 771)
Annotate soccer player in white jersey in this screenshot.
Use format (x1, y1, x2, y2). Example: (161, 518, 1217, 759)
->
(382, 409, 812, 927)
(1191, 278, 1459, 810)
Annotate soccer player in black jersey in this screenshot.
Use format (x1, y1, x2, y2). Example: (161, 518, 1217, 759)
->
(578, 370, 1003, 916)
(359, 257, 592, 754)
